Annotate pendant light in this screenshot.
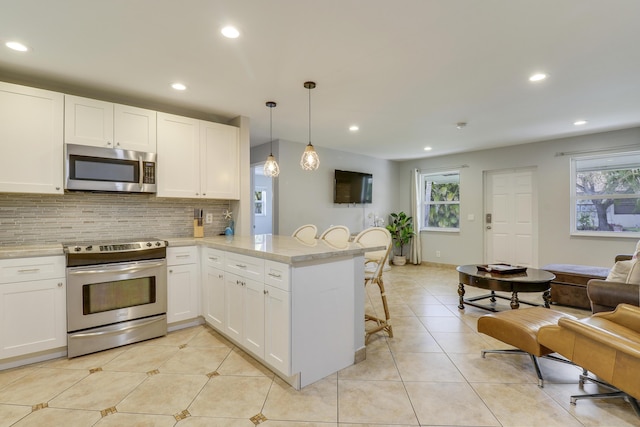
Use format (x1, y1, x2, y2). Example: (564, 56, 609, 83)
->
(300, 81, 320, 171)
(263, 101, 280, 178)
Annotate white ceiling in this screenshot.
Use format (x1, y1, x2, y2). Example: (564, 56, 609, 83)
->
(2, 0, 640, 160)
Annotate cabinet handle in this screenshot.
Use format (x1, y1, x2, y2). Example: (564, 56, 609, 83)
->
(169, 269, 173, 273)
(268, 272, 282, 278)
(218, 274, 223, 279)
(56, 187, 60, 190)
(209, 257, 218, 261)
(203, 193, 206, 196)
(176, 254, 190, 258)
(107, 141, 112, 145)
(264, 289, 269, 295)
(18, 268, 40, 273)
(236, 264, 247, 268)
(58, 282, 63, 287)
(236, 279, 240, 285)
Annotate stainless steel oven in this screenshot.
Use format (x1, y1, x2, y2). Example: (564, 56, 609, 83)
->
(65, 239, 167, 358)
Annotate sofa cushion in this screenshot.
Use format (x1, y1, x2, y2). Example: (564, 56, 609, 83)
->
(626, 259, 640, 284)
(607, 260, 632, 282)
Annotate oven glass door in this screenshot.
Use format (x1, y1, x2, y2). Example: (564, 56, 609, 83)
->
(83, 276, 156, 314)
(67, 259, 167, 332)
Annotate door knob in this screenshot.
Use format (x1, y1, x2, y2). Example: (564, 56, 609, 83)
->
(486, 226, 492, 230)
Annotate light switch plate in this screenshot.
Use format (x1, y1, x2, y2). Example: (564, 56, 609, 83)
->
(205, 213, 213, 224)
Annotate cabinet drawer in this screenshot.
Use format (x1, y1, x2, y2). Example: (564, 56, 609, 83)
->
(0, 256, 65, 284)
(225, 252, 264, 281)
(265, 260, 290, 292)
(167, 246, 197, 266)
(203, 247, 225, 269)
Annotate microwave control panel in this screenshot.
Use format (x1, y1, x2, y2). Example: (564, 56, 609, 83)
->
(143, 162, 156, 184)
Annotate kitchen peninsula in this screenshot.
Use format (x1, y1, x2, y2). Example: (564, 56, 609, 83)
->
(169, 234, 382, 389)
(0, 235, 381, 389)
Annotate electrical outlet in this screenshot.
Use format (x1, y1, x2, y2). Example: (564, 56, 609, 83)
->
(436, 250, 441, 258)
(205, 213, 213, 224)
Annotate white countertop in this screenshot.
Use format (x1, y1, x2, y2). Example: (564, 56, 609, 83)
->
(184, 234, 381, 265)
(0, 244, 64, 259)
(0, 235, 383, 265)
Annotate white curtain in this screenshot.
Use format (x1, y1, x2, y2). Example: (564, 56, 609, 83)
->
(409, 168, 422, 264)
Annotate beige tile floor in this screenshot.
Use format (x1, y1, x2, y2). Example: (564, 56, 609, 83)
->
(0, 264, 638, 426)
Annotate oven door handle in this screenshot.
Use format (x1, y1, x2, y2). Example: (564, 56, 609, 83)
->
(69, 317, 163, 338)
(67, 261, 166, 275)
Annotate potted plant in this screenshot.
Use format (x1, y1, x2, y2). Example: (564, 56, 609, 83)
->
(386, 211, 415, 265)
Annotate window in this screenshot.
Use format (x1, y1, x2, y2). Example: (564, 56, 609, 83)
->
(422, 171, 460, 231)
(571, 151, 640, 236)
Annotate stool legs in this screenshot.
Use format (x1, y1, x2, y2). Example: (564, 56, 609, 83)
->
(365, 276, 393, 343)
(572, 374, 640, 417)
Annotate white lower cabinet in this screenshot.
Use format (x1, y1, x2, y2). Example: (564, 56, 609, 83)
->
(202, 248, 225, 330)
(0, 256, 66, 360)
(264, 284, 290, 374)
(167, 247, 200, 324)
(205, 248, 291, 376)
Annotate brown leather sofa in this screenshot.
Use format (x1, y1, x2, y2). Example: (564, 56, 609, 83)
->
(537, 303, 640, 414)
(587, 255, 640, 313)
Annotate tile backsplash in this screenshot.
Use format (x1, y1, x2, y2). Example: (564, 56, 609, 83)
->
(0, 192, 232, 246)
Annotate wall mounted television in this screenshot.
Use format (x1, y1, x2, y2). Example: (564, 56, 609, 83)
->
(334, 169, 373, 204)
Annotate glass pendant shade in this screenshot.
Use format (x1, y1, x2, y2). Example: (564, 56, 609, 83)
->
(263, 154, 280, 177)
(264, 101, 280, 177)
(301, 81, 320, 171)
(300, 143, 320, 170)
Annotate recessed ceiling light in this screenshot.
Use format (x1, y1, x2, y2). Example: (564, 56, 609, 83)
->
(5, 41, 29, 52)
(171, 82, 187, 91)
(221, 26, 240, 39)
(424, 146, 432, 151)
(574, 120, 588, 126)
(529, 73, 547, 82)
(349, 125, 359, 132)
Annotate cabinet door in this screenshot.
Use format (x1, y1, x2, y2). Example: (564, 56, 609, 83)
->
(167, 263, 199, 323)
(64, 95, 114, 147)
(0, 82, 63, 194)
(264, 285, 290, 374)
(224, 272, 244, 341)
(203, 265, 225, 331)
(0, 278, 66, 359)
(200, 121, 240, 199)
(114, 104, 156, 152)
(157, 112, 201, 198)
(243, 278, 265, 359)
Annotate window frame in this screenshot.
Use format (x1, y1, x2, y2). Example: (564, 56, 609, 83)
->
(420, 170, 461, 232)
(570, 151, 640, 238)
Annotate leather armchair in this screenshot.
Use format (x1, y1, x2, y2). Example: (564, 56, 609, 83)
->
(586, 255, 640, 313)
(537, 303, 640, 414)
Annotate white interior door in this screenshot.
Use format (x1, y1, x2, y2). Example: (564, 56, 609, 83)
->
(484, 168, 538, 267)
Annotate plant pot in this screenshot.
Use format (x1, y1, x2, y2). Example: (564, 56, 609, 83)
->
(393, 255, 407, 266)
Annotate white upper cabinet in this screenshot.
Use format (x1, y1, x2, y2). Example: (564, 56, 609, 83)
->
(156, 112, 201, 198)
(201, 121, 240, 200)
(0, 81, 64, 194)
(157, 112, 240, 199)
(65, 95, 156, 152)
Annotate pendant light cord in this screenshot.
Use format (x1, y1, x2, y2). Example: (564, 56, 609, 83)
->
(308, 85, 312, 144)
(270, 106, 273, 155)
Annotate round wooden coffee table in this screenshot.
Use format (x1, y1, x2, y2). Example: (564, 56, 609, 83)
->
(456, 264, 555, 312)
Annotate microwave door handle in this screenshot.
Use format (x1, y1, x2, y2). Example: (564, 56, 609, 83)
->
(139, 157, 144, 189)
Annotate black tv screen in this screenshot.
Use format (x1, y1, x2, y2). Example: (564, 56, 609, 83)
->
(334, 170, 373, 204)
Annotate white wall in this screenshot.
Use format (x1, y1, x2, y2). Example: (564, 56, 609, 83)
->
(251, 139, 401, 236)
(397, 127, 640, 268)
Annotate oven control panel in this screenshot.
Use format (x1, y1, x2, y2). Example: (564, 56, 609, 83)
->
(66, 240, 167, 254)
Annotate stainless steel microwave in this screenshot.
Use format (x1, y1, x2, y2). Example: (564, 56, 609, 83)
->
(65, 144, 157, 193)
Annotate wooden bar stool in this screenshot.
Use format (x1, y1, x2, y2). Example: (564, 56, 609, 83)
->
(354, 227, 393, 342)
